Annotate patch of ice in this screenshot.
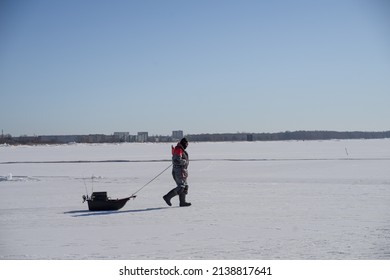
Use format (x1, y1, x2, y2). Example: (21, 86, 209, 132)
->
(0, 174, 40, 182)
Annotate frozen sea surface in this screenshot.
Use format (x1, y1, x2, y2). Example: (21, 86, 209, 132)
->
(0, 140, 390, 259)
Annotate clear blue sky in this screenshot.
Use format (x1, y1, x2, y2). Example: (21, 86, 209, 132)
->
(1, 0, 389, 136)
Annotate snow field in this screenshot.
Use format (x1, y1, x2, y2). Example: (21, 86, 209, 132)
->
(0, 139, 389, 259)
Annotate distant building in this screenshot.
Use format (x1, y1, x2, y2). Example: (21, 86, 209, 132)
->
(247, 134, 254, 141)
(157, 135, 172, 142)
(87, 134, 111, 143)
(128, 135, 137, 142)
(38, 135, 80, 144)
(137, 132, 148, 142)
(114, 132, 129, 142)
(172, 130, 184, 140)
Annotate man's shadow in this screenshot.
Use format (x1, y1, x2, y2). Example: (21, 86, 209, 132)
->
(64, 206, 178, 217)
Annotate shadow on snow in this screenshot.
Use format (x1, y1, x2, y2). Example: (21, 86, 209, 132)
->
(64, 206, 177, 217)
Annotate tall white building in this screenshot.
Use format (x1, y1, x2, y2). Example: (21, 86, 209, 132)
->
(172, 130, 184, 140)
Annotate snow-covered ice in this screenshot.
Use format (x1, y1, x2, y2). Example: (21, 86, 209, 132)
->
(0, 139, 389, 259)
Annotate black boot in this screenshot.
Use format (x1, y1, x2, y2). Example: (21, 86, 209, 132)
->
(179, 193, 191, 207)
(163, 189, 177, 206)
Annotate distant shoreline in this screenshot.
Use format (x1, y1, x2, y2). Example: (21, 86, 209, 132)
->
(1, 130, 389, 145)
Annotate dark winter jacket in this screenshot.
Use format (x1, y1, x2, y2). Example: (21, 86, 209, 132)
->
(172, 143, 189, 179)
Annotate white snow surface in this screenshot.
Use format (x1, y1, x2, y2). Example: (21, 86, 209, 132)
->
(1, 139, 389, 260)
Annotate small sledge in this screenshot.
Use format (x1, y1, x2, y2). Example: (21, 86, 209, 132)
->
(82, 192, 136, 211)
(81, 164, 172, 211)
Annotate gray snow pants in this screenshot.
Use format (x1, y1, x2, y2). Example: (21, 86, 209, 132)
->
(172, 166, 189, 194)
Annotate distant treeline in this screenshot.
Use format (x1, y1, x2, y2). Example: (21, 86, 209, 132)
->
(1, 130, 390, 145)
(186, 130, 390, 142)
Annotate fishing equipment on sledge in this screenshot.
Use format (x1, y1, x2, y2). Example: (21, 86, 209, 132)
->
(82, 192, 135, 211)
(82, 164, 172, 211)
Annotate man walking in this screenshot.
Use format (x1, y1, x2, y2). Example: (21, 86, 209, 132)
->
(163, 137, 191, 207)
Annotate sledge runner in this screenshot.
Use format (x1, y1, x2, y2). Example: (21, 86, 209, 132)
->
(163, 137, 191, 207)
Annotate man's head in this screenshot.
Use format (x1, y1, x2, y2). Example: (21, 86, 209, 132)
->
(180, 137, 188, 149)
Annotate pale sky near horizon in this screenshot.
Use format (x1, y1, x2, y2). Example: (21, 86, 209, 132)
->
(1, 0, 389, 136)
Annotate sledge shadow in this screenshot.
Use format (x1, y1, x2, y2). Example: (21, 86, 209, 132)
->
(64, 206, 178, 217)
